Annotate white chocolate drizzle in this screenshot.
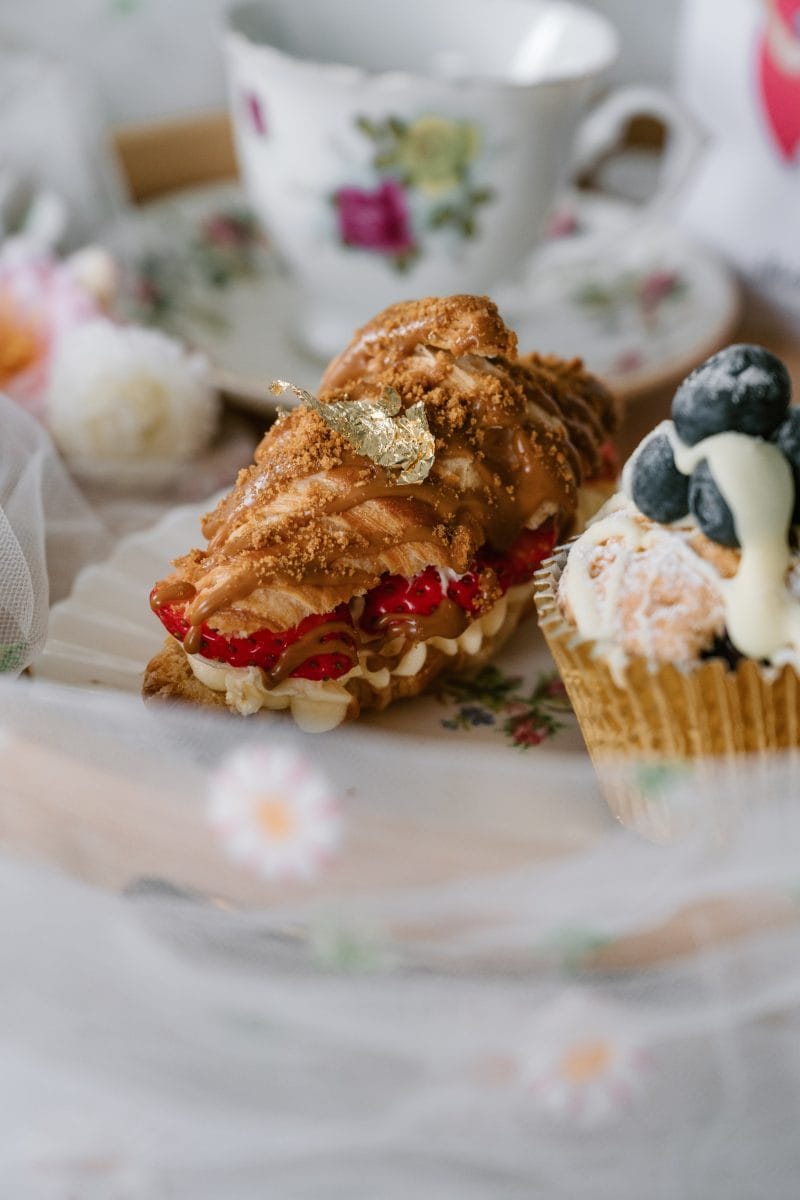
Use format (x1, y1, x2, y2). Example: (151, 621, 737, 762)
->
(563, 420, 800, 668)
(666, 426, 798, 660)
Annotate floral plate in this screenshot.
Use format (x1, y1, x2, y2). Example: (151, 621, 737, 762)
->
(108, 182, 740, 411)
(32, 495, 612, 846)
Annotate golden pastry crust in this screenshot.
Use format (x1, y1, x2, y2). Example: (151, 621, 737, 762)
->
(143, 639, 231, 710)
(153, 295, 619, 638)
(518, 353, 621, 480)
(320, 292, 518, 390)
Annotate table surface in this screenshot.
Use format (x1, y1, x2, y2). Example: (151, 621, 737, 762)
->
(23, 289, 800, 975)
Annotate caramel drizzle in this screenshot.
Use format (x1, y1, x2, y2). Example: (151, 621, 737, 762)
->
(183, 624, 204, 655)
(184, 569, 259, 628)
(151, 579, 196, 609)
(203, 417, 564, 578)
(186, 605, 468, 692)
(322, 314, 446, 391)
(264, 622, 357, 687)
(153, 336, 612, 642)
(320, 308, 505, 392)
(184, 619, 358, 681)
(368, 597, 470, 644)
(163, 415, 569, 638)
(156, 419, 563, 687)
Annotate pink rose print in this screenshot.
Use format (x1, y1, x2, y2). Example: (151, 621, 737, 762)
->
(440, 666, 572, 748)
(612, 349, 645, 376)
(637, 270, 681, 316)
(244, 92, 267, 137)
(507, 715, 547, 748)
(546, 209, 581, 240)
(335, 180, 415, 256)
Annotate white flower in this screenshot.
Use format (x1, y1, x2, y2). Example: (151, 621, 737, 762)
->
(521, 991, 650, 1127)
(65, 245, 119, 310)
(208, 745, 343, 882)
(46, 319, 219, 463)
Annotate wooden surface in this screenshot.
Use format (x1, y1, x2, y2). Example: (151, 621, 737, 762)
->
(113, 111, 236, 203)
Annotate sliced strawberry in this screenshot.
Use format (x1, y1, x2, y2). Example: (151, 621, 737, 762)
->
(151, 522, 558, 682)
(446, 569, 482, 614)
(594, 439, 619, 483)
(152, 595, 356, 680)
(476, 523, 558, 591)
(359, 564, 444, 633)
(293, 654, 352, 682)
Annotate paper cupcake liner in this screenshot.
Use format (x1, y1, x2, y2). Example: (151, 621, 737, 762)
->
(534, 546, 800, 840)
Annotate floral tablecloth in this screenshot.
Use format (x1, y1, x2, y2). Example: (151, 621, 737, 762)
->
(1, 352, 800, 1195)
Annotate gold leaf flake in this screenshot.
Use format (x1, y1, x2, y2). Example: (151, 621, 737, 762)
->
(271, 380, 435, 484)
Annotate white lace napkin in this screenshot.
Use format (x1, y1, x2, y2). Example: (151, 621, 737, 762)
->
(0, 394, 110, 675)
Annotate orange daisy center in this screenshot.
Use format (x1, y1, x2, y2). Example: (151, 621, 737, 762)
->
(559, 1039, 614, 1083)
(255, 794, 296, 841)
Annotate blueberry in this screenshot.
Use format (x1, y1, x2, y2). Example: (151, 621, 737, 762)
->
(672, 344, 791, 445)
(689, 460, 738, 547)
(701, 634, 743, 670)
(630, 432, 689, 523)
(772, 407, 800, 524)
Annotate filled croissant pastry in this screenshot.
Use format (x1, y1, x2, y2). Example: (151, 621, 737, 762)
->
(145, 294, 619, 730)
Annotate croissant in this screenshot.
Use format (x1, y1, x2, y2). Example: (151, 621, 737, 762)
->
(145, 295, 619, 730)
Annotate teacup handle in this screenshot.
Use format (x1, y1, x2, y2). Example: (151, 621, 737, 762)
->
(571, 85, 705, 215)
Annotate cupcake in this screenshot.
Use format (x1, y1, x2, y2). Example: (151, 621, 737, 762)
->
(534, 344, 800, 832)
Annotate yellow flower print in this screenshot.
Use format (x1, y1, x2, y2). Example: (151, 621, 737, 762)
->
(396, 116, 480, 196)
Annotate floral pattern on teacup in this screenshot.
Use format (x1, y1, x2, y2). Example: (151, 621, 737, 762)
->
(243, 91, 268, 137)
(333, 113, 494, 271)
(335, 180, 415, 262)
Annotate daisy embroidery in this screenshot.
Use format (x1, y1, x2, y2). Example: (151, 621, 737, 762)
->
(521, 991, 650, 1127)
(208, 745, 343, 882)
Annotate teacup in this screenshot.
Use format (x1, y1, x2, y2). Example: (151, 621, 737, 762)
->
(225, 0, 699, 359)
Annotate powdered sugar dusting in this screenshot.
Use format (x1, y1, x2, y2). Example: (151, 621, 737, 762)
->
(559, 504, 727, 665)
(691, 361, 774, 394)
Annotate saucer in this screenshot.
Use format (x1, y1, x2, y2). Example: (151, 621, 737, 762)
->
(110, 182, 740, 411)
(501, 191, 741, 399)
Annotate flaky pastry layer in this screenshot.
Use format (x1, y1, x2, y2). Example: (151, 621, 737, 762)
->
(152, 295, 620, 638)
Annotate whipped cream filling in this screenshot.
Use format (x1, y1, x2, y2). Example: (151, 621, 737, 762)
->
(563, 421, 800, 671)
(186, 656, 355, 733)
(185, 581, 534, 731)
